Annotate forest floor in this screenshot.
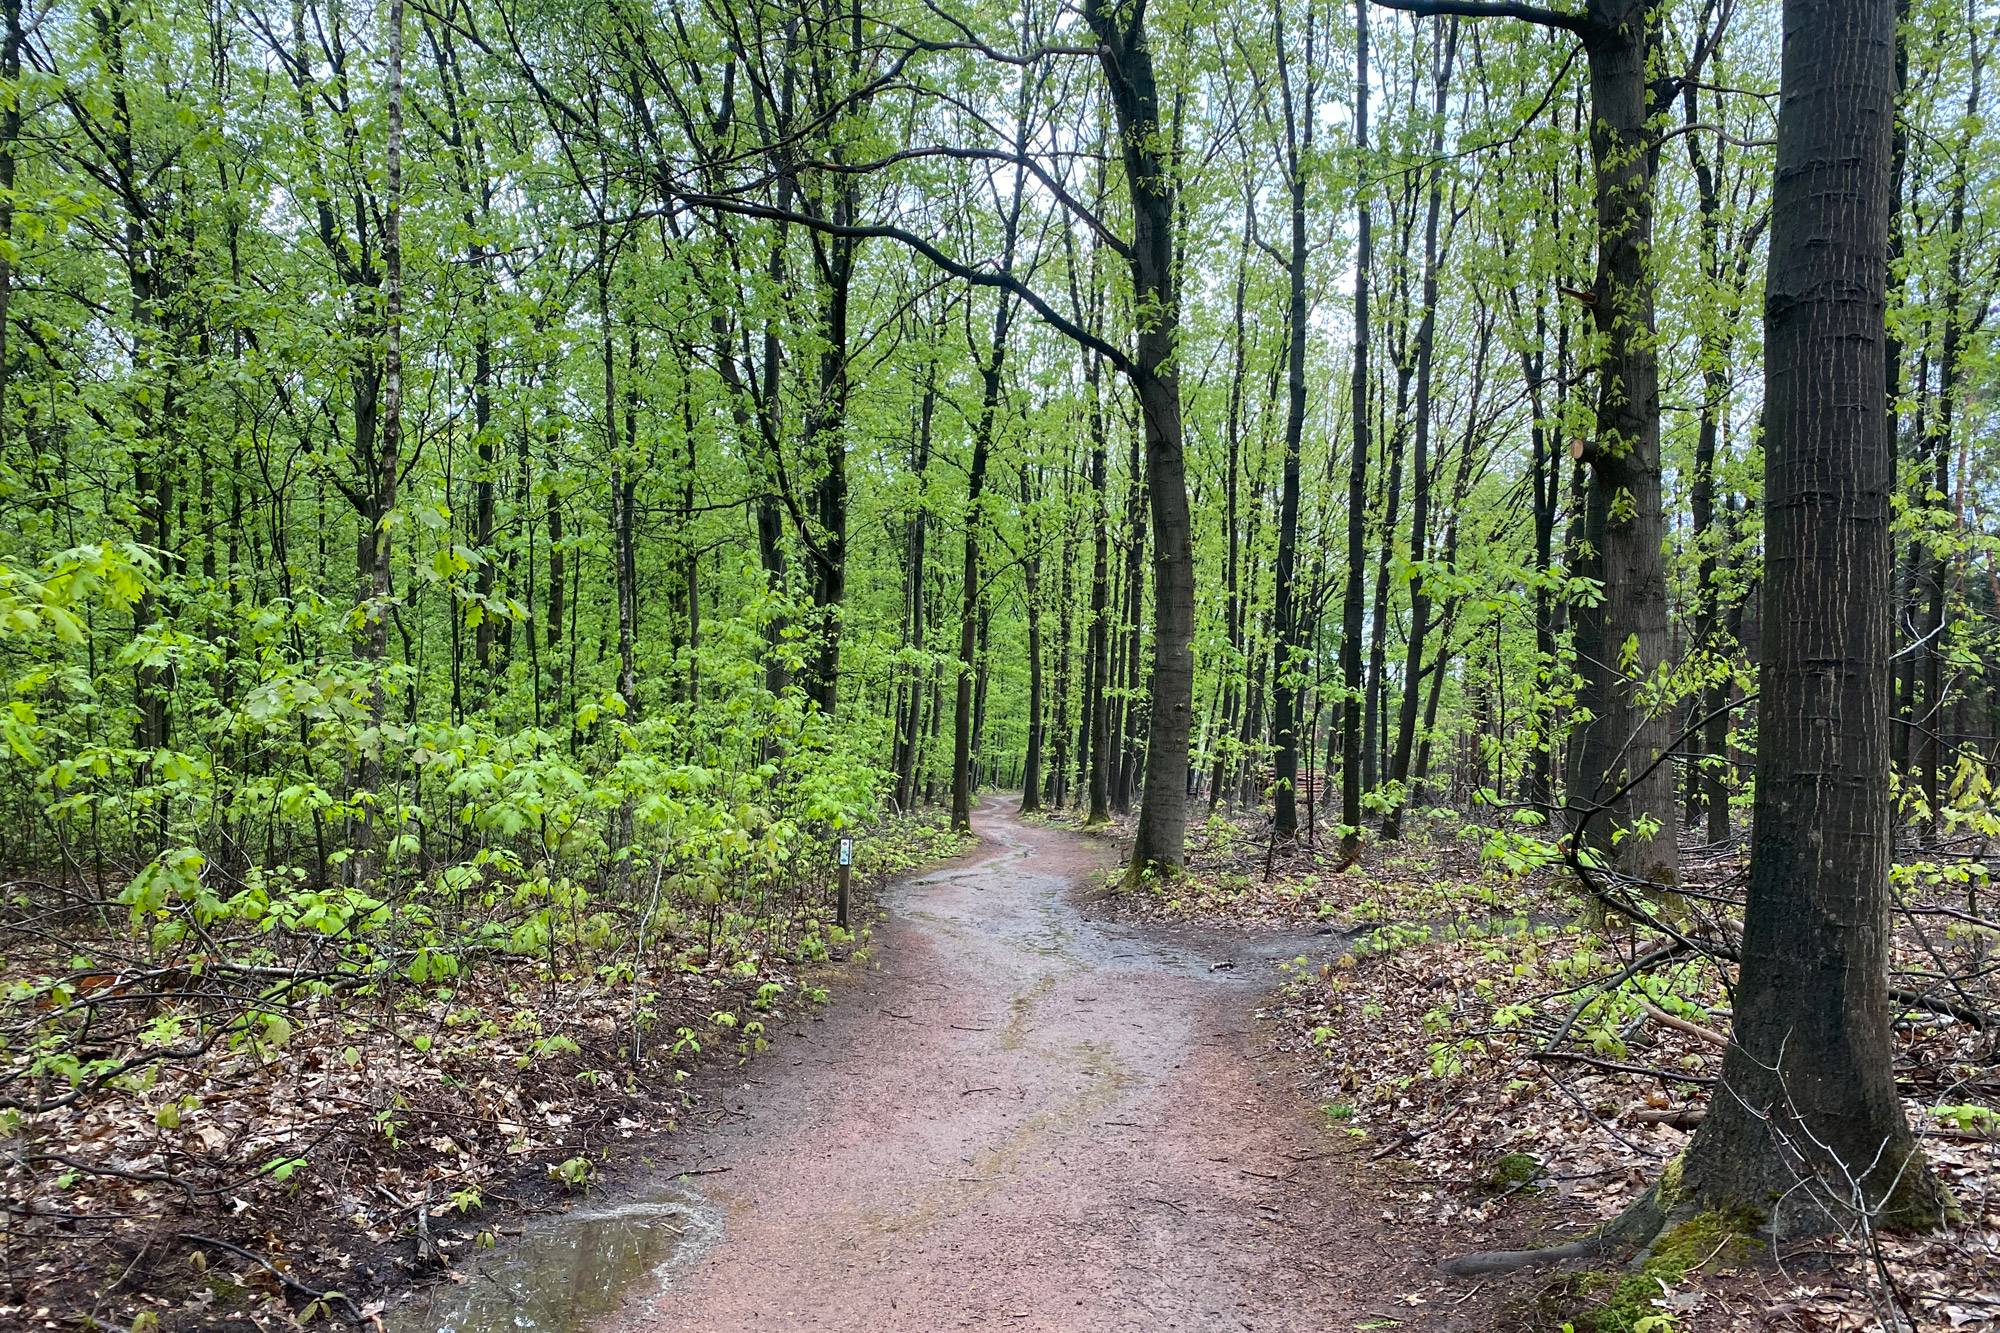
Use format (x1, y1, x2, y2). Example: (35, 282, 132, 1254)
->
(378, 794, 1512, 1333)
(554, 798, 1466, 1333)
(17, 798, 1994, 1333)
(1056, 800, 2000, 1333)
(0, 810, 972, 1333)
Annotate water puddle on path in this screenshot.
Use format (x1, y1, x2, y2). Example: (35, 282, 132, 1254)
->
(389, 1184, 720, 1333)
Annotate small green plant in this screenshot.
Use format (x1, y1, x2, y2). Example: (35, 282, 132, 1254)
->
(262, 1155, 308, 1183)
(1933, 1103, 1999, 1133)
(550, 1156, 594, 1188)
(516, 1033, 581, 1068)
(374, 1108, 404, 1148)
(296, 1293, 346, 1324)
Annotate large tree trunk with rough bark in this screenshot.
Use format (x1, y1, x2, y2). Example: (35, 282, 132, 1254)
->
(1676, 0, 1944, 1236)
(1085, 0, 1195, 877)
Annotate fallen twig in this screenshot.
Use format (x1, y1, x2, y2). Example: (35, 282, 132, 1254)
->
(180, 1233, 365, 1324)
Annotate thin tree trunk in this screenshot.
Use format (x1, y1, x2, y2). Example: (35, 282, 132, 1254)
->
(1917, 32, 1982, 842)
(896, 365, 936, 811)
(1112, 422, 1148, 814)
(1270, 0, 1316, 843)
(1021, 466, 1045, 813)
(1049, 472, 1076, 808)
(1339, 0, 1372, 861)
(1211, 193, 1253, 813)
(1084, 356, 1114, 826)
(357, 0, 404, 882)
(804, 230, 854, 717)
(1383, 21, 1458, 841)
(0, 0, 20, 455)
(951, 283, 1018, 828)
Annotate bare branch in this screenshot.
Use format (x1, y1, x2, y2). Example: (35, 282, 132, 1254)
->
(800, 145, 1133, 260)
(1369, 0, 1593, 38)
(674, 191, 1139, 380)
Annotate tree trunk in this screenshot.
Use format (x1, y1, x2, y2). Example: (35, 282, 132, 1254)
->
(804, 226, 855, 717)
(1363, 374, 1409, 798)
(1383, 20, 1458, 842)
(0, 0, 19, 455)
(972, 603, 992, 784)
(1379, 0, 1681, 888)
(1087, 0, 1195, 877)
(607, 318, 639, 717)
(1270, 1, 1316, 843)
(1021, 467, 1045, 814)
(1112, 436, 1148, 816)
(1677, 0, 1944, 1233)
(357, 0, 404, 881)
(1564, 0, 1680, 894)
(546, 487, 565, 718)
(896, 365, 936, 811)
(1084, 356, 1114, 826)
(952, 279, 1017, 829)
(1916, 41, 1981, 842)
(1049, 477, 1076, 809)
(1339, 0, 1372, 862)
(1211, 193, 1253, 813)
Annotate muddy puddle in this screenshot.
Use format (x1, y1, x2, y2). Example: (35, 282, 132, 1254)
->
(389, 1184, 720, 1333)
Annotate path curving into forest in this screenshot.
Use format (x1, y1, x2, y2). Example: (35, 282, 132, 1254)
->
(613, 800, 1436, 1333)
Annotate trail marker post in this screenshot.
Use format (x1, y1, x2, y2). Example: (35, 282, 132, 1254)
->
(837, 838, 853, 930)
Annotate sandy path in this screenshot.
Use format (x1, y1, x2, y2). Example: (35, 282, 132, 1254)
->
(627, 801, 1436, 1333)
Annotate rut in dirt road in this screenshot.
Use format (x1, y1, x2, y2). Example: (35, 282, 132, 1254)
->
(406, 802, 1445, 1333)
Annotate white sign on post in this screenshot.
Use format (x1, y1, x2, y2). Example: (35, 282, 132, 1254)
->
(838, 838, 853, 866)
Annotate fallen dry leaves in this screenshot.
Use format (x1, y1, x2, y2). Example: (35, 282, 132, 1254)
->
(0, 809, 972, 1332)
(1086, 805, 2000, 1333)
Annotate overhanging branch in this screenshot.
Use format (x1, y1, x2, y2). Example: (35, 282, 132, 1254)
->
(674, 190, 1139, 379)
(1369, 0, 1594, 38)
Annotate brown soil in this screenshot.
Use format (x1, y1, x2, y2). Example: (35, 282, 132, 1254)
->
(613, 801, 1460, 1333)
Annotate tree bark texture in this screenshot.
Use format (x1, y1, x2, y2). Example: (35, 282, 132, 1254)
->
(1086, 0, 1195, 876)
(1678, 0, 1943, 1234)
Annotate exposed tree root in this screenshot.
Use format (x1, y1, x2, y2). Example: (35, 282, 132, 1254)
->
(1436, 1184, 1669, 1277)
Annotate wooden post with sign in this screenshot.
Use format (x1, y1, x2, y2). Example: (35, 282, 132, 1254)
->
(836, 837, 853, 930)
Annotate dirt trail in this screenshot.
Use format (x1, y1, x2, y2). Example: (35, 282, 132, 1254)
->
(610, 802, 1438, 1333)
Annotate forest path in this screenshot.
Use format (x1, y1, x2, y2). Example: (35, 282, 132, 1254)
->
(621, 798, 1431, 1333)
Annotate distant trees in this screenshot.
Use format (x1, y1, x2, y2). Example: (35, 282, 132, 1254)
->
(0, 0, 1995, 910)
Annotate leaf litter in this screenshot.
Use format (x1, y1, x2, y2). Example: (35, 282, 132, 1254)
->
(0, 810, 973, 1332)
(1061, 804, 2000, 1333)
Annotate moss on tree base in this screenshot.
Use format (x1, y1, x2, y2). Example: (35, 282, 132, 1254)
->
(1508, 1209, 1763, 1333)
